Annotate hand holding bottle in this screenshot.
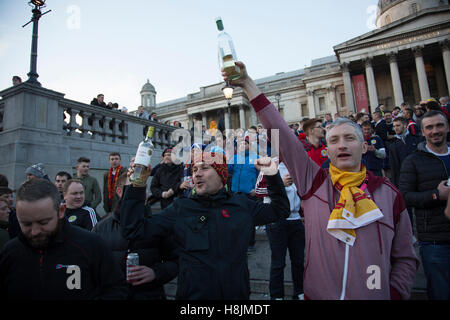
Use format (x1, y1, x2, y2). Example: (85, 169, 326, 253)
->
(222, 61, 262, 101)
(127, 158, 152, 187)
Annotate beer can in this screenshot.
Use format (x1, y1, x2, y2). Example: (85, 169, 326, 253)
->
(126, 252, 139, 283)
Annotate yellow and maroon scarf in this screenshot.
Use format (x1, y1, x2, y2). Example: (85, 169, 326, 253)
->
(327, 164, 384, 246)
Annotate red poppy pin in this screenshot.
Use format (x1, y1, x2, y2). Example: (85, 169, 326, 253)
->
(221, 209, 230, 218)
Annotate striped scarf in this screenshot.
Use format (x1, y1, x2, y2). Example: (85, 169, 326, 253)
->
(327, 164, 384, 246)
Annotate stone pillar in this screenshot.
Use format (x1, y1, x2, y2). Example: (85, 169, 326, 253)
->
(440, 40, 450, 96)
(413, 46, 431, 100)
(388, 52, 404, 107)
(249, 106, 258, 127)
(224, 107, 231, 130)
(306, 90, 316, 118)
(201, 112, 207, 128)
(239, 105, 246, 129)
(327, 85, 338, 116)
(0, 84, 67, 189)
(364, 57, 379, 111)
(341, 63, 356, 113)
(188, 114, 193, 132)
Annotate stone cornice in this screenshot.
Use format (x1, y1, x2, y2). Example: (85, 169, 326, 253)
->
(338, 23, 450, 56)
(334, 7, 450, 56)
(0, 83, 65, 100)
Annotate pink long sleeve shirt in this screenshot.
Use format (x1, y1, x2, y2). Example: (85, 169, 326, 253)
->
(251, 94, 419, 300)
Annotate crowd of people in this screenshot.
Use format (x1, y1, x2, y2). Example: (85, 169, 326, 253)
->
(2, 67, 450, 301)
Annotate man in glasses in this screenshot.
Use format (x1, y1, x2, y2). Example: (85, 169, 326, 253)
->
(298, 118, 328, 167)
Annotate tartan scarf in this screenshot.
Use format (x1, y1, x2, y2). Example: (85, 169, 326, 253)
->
(327, 164, 384, 246)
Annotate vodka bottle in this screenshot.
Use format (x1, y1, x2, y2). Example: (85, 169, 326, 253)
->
(216, 17, 241, 80)
(130, 126, 155, 185)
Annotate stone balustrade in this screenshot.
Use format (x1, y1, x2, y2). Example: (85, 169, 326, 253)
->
(59, 98, 175, 148)
(0, 83, 177, 217)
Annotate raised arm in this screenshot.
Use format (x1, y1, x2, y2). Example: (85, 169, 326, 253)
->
(223, 62, 321, 197)
(251, 157, 290, 226)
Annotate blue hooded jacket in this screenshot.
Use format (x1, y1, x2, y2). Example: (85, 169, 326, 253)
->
(228, 151, 259, 194)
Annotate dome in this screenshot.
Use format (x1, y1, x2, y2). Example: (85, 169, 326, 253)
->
(141, 79, 156, 93)
(376, 0, 448, 28)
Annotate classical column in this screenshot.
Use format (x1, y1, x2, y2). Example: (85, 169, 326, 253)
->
(188, 114, 193, 131)
(249, 106, 258, 127)
(364, 57, 379, 111)
(388, 52, 404, 107)
(413, 46, 431, 100)
(327, 85, 338, 116)
(341, 63, 356, 113)
(306, 90, 316, 118)
(239, 105, 246, 129)
(224, 107, 231, 130)
(441, 40, 450, 96)
(201, 112, 207, 128)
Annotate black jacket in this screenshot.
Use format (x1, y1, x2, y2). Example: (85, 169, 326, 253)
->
(120, 173, 290, 300)
(150, 163, 184, 209)
(90, 98, 107, 108)
(399, 142, 450, 242)
(374, 119, 389, 142)
(389, 134, 423, 187)
(65, 206, 100, 231)
(93, 205, 179, 300)
(0, 220, 127, 300)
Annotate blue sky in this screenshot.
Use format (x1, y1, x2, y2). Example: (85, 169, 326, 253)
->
(0, 0, 379, 110)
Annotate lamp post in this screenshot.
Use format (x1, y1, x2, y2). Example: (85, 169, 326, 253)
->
(222, 81, 234, 130)
(222, 81, 234, 107)
(22, 0, 51, 86)
(275, 93, 281, 112)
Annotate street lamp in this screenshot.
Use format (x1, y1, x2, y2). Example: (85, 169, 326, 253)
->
(222, 81, 234, 107)
(274, 93, 281, 112)
(222, 81, 234, 131)
(22, 0, 52, 86)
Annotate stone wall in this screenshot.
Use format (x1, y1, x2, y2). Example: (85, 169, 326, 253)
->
(0, 83, 176, 216)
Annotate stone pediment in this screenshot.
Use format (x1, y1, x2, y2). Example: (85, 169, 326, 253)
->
(334, 6, 450, 55)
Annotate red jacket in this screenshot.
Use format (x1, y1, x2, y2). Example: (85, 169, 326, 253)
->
(298, 135, 328, 167)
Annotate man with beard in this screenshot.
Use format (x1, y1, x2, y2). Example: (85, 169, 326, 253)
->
(413, 104, 426, 129)
(0, 179, 127, 299)
(400, 110, 450, 300)
(120, 153, 289, 300)
(64, 179, 100, 231)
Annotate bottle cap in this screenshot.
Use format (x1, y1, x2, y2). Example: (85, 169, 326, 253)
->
(215, 17, 224, 31)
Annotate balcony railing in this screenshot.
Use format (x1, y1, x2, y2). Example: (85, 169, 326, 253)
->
(60, 98, 177, 148)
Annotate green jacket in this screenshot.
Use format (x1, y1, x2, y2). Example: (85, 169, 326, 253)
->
(74, 173, 102, 210)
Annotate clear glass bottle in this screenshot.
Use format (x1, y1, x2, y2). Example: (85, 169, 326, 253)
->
(130, 126, 155, 185)
(216, 17, 241, 80)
